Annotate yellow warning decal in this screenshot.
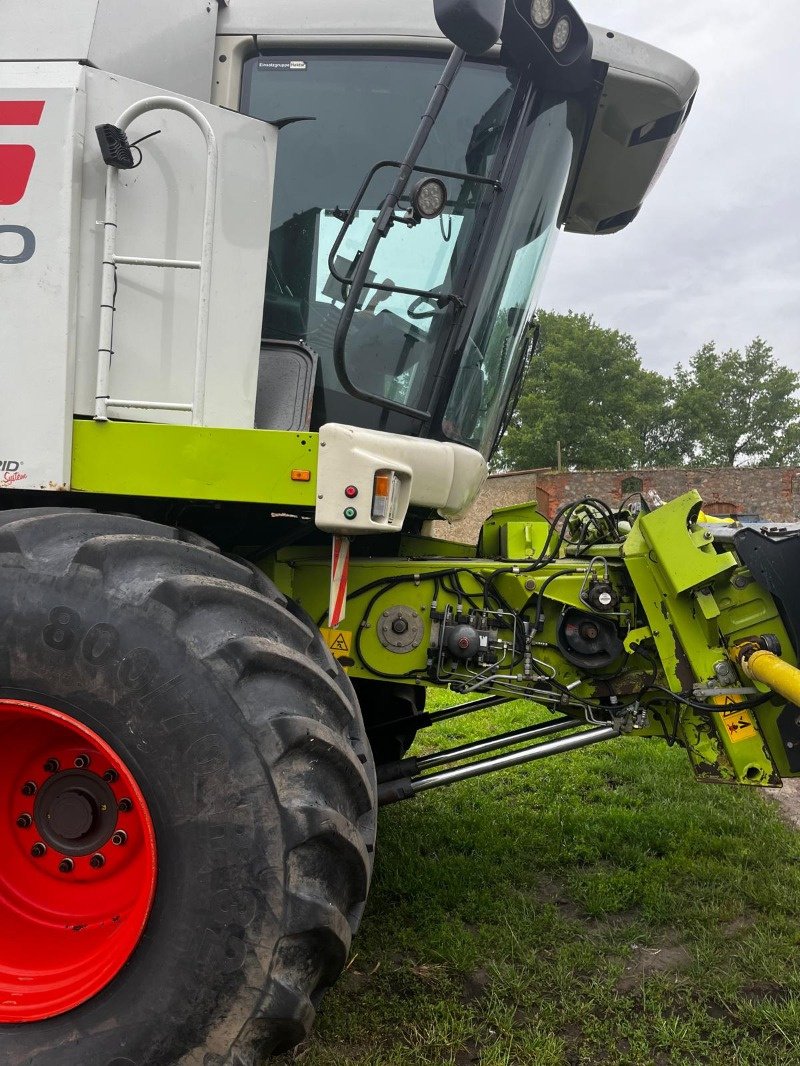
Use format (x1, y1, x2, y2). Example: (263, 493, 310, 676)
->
(321, 628, 353, 661)
(720, 708, 758, 744)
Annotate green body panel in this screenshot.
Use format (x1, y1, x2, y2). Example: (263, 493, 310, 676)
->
(267, 493, 798, 789)
(71, 420, 318, 506)
(622, 494, 793, 786)
(276, 547, 651, 722)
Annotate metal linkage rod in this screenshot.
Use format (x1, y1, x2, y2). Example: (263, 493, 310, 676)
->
(377, 715, 580, 783)
(378, 725, 618, 805)
(368, 694, 511, 739)
(415, 716, 582, 772)
(428, 694, 511, 724)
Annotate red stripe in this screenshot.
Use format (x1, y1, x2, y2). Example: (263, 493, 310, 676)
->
(0, 145, 36, 206)
(331, 568, 348, 626)
(0, 101, 45, 125)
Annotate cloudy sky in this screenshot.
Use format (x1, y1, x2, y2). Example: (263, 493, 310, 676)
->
(544, 1, 800, 377)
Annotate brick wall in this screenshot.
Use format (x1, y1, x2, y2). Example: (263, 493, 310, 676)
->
(432, 467, 800, 547)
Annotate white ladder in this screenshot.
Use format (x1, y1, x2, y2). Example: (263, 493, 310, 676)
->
(94, 96, 219, 425)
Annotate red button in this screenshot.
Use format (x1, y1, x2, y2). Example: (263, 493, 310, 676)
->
(345, 485, 358, 499)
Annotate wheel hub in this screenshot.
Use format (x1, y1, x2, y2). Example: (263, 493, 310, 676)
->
(34, 770, 118, 855)
(0, 698, 157, 1023)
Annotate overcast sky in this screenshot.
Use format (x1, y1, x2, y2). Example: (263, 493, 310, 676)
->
(544, 1, 800, 377)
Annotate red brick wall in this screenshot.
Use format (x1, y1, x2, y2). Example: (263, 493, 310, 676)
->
(432, 467, 800, 547)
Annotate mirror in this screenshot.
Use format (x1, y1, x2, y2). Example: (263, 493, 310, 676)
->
(433, 0, 506, 55)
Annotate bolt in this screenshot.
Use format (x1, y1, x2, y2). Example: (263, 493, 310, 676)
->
(103, 769, 119, 784)
(59, 858, 74, 874)
(21, 781, 37, 797)
(31, 842, 47, 858)
(525, 579, 536, 592)
(90, 853, 105, 869)
(111, 831, 127, 847)
(43, 758, 60, 774)
(16, 814, 32, 829)
(118, 798, 133, 813)
(74, 754, 91, 769)
(732, 575, 748, 589)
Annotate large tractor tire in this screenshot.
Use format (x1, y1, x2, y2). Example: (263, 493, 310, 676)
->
(0, 509, 377, 1065)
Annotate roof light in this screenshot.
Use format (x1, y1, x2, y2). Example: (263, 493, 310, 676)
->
(553, 16, 571, 52)
(530, 0, 554, 29)
(411, 177, 447, 221)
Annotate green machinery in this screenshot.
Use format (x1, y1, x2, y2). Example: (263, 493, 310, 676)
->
(2, 1, 800, 1062)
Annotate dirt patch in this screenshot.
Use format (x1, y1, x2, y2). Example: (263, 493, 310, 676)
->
(534, 876, 583, 920)
(615, 939, 692, 993)
(462, 967, 491, 1004)
(765, 778, 800, 828)
(455, 1040, 481, 1065)
(721, 916, 754, 939)
(740, 981, 792, 1004)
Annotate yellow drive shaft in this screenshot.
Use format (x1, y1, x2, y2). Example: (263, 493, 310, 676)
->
(731, 644, 800, 705)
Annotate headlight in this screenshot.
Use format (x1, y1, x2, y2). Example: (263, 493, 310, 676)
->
(412, 177, 447, 220)
(553, 16, 571, 52)
(530, 0, 554, 29)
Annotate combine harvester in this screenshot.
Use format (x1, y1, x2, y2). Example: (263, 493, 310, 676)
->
(2, 1, 799, 1061)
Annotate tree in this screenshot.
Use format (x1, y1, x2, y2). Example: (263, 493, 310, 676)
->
(671, 339, 800, 466)
(495, 311, 672, 471)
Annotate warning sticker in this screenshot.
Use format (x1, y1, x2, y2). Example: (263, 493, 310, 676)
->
(720, 708, 758, 744)
(321, 628, 353, 662)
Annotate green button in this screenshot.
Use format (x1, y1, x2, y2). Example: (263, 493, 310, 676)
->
(344, 507, 357, 520)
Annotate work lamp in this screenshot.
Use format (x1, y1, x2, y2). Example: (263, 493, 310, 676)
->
(530, 0, 553, 28)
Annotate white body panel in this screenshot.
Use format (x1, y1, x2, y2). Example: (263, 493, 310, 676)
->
(0, 0, 218, 102)
(317, 424, 487, 535)
(0, 63, 85, 490)
(72, 70, 276, 429)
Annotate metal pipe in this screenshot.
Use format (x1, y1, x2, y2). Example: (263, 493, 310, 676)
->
(95, 95, 218, 426)
(428, 694, 510, 723)
(113, 256, 201, 270)
(106, 399, 193, 412)
(414, 716, 581, 772)
(410, 725, 618, 795)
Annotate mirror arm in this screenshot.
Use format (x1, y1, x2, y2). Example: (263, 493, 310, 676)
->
(332, 46, 466, 420)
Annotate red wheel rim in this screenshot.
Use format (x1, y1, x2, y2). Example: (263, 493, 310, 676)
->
(0, 699, 157, 1022)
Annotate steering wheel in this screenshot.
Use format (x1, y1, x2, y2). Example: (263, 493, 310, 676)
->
(407, 292, 448, 321)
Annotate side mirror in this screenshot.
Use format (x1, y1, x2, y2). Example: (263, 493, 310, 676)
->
(434, 0, 506, 55)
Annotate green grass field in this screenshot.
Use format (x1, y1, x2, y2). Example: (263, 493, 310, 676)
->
(281, 694, 800, 1065)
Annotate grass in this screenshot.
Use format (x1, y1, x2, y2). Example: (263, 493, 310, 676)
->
(280, 692, 800, 1066)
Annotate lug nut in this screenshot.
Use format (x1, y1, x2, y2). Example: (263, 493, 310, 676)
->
(21, 781, 37, 797)
(16, 814, 32, 829)
(111, 830, 127, 847)
(43, 758, 60, 774)
(59, 858, 74, 874)
(90, 853, 105, 869)
(31, 843, 47, 858)
(74, 754, 91, 769)
(118, 798, 133, 813)
(103, 769, 119, 783)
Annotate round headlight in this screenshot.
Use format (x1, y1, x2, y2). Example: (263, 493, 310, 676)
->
(530, 0, 554, 29)
(553, 16, 571, 52)
(412, 177, 447, 220)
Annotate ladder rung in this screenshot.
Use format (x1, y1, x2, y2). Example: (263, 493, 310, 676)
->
(106, 399, 193, 412)
(113, 255, 201, 270)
